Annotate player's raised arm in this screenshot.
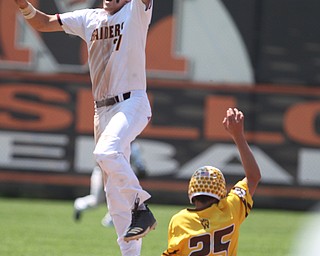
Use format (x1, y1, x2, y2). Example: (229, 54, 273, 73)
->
(14, 0, 63, 32)
(223, 108, 261, 196)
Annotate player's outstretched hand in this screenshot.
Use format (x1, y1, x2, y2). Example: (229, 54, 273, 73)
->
(14, 0, 29, 9)
(222, 108, 245, 140)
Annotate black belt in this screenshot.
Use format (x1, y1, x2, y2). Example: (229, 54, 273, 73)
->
(95, 92, 131, 108)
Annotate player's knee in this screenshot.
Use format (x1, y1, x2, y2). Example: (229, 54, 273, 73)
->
(94, 150, 118, 166)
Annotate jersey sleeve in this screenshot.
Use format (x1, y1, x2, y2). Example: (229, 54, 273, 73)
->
(228, 180, 253, 220)
(131, 0, 153, 24)
(59, 9, 91, 40)
(161, 217, 181, 256)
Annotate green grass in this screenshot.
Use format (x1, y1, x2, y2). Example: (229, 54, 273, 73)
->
(0, 197, 308, 256)
(238, 209, 305, 256)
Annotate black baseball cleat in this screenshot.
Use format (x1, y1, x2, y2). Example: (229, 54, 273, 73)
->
(124, 199, 157, 242)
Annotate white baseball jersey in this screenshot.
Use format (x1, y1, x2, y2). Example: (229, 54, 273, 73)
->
(59, 0, 152, 101)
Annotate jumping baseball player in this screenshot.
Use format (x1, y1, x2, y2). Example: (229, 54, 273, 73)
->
(14, 0, 156, 255)
(162, 108, 261, 256)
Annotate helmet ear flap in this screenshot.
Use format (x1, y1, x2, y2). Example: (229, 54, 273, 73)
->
(188, 166, 227, 204)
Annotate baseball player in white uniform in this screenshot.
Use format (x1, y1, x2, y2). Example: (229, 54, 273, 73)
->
(14, 0, 156, 255)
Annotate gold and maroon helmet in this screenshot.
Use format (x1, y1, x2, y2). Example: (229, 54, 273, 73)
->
(188, 166, 227, 203)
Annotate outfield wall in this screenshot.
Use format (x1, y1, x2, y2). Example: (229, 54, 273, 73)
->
(0, 72, 319, 209)
(0, 0, 319, 209)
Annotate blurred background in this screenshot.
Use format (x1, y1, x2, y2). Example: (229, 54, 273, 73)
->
(0, 0, 319, 211)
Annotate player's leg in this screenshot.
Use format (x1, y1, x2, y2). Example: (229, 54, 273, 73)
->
(105, 172, 143, 255)
(73, 165, 104, 220)
(101, 144, 131, 228)
(93, 91, 156, 251)
(94, 91, 152, 205)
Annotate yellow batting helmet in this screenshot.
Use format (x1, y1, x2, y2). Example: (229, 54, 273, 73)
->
(188, 166, 227, 203)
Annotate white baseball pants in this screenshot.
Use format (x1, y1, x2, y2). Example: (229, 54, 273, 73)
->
(93, 90, 152, 256)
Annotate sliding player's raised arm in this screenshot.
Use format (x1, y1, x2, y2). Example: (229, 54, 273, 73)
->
(223, 108, 261, 196)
